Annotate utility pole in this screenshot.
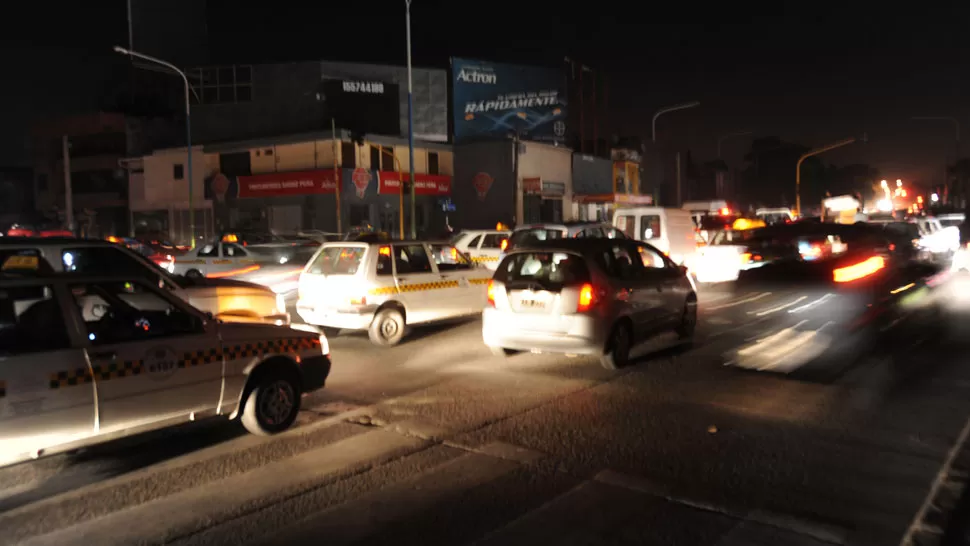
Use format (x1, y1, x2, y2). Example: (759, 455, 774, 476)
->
(62, 136, 74, 232)
(675, 152, 682, 206)
(405, 0, 417, 239)
(332, 118, 342, 235)
(795, 138, 856, 215)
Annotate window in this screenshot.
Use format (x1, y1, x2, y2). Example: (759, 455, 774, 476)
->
(381, 147, 395, 171)
(307, 246, 365, 275)
(189, 65, 253, 105)
(196, 244, 219, 257)
(222, 243, 247, 257)
(392, 245, 433, 274)
(466, 235, 483, 248)
(341, 141, 356, 169)
(481, 234, 507, 249)
(637, 245, 666, 269)
(71, 281, 201, 346)
(608, 245, 644, 279)
(430, 244, 472, 271)
(507, 228, 565, 250)
(174, 164, 185, 180)
(62, 247, 159, 283)
(497, 252, 590, 291)
(615, 215, 635, 238)
(640, 215, 662, 240)
(428, 152, 439, 175)
(370, 147, 381, 170)
(349, 205, 371, 228)
(576, 227, 604, 238)
(0, 285, 70, 355)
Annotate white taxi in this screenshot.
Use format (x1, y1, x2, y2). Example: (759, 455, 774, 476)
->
(451, 230, 511, 271)
(296, 240, 492, 345)
(0, 255, 331, 468)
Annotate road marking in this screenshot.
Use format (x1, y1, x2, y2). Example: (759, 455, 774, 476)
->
(900, 415, 970, 546)
(706, 292, 772, 311)
(750, 295, 807, 316)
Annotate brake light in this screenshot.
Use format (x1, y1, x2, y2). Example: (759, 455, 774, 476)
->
(577, 283, 595, 312)
(500, 239, 508, 251)
(833, 256, 885, 283)
(720, 207, 731, 215)
(486, 280, 496, 307)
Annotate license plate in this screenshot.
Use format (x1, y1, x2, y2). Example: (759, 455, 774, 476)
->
(519, 299, 546, 309)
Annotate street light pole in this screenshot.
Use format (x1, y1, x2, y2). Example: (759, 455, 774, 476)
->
(114, 45, 197, 248)
(651, 101, 700, 143)
(795, 138, 856, 215)
(405, 0, 417, 239)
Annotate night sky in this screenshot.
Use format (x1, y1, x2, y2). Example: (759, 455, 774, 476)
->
(4, 1, 969, 192)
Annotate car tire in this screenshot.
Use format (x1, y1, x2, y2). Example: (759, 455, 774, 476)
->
(676, 299, 697, 340)
(321, 326, 341, 338)
(600, 322, 631, 370)
(185, 269, 203, 279)
(488, 346, 516, 357)
(368, 307, 406, 346)
(240, 373, 302, 436)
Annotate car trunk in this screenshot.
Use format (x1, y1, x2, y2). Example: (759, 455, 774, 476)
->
(493, 250, 591, 334)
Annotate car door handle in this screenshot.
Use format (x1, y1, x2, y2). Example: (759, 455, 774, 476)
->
(89, 350, 117, 361)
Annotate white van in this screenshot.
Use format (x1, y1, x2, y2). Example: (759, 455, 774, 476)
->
(613, 207, 697, 266)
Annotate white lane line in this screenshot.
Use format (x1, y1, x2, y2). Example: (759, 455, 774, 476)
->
(789, 293, 834, 314)
(706, 292, 772, 311)
(750, 296, 808, 316)
(900, 415, 970, 546)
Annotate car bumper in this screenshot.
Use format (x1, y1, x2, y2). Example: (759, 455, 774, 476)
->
(482, 308, 608, 355)
(300, 354, 331, 392)
(296, 301, 375, 330)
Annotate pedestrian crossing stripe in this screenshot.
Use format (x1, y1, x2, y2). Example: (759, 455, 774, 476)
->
(368, 278, 492, 296)
(49, 337, 322, 389)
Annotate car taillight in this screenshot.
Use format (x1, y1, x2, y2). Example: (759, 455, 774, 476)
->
(577, 283, 595, 312)
(500, 239, 508, 251)
(486, 280, 496, 307)
(833, 256, 885, 283)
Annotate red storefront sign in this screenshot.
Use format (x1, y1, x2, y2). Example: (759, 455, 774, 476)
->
(377, 172, 452, 196)
(522, 177, 542, 194)
(237, 169, 338, 198)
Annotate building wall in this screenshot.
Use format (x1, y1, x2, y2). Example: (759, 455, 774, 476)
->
(571, 153, 614, 195)
(517, 142, 574, 222)
(190, 61, 448, 145)
(137, 147, 208, 211)
(452, 141, 515, 230)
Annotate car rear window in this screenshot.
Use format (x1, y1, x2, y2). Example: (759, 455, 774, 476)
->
(508, 228, 566, 250)
(307, 246, 365, 275)
(496, 252, 591, 291)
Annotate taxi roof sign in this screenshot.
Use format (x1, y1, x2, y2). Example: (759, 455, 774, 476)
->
(2, 255, 40, 271)
(732, 218, 766, 231)
(222, 234, 239, 243)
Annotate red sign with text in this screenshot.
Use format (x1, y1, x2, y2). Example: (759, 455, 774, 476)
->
(377, 172, 452, 196)
(237, 169, 338, 198)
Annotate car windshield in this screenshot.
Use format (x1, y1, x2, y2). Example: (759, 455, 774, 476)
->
(508, 228, 566, 249)
(711, 229, 756, 245)
(306, 246, 366, 275)
(497, 251, 591, 291)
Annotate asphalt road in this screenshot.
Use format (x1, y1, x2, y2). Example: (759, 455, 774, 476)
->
(3, 280, 970, 546)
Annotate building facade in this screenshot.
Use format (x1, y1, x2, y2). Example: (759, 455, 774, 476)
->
(133, 131, 453, 244)
(188, 61, 448, 145)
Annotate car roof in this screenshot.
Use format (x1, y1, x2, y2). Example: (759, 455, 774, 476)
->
(507, 238, 637, 253)
(0, 237, 109, 247)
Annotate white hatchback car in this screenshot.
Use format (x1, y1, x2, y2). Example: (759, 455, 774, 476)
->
(297, 240, 492, 345)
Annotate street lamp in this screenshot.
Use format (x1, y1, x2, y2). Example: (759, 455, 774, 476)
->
(652, 101, 700, 143)
(795, 138, 856, 215)
(114, 45, 197, 248)
(404, 0, 417, 239)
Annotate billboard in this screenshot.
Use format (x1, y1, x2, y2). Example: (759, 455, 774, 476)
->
(451, 58, 567, 145)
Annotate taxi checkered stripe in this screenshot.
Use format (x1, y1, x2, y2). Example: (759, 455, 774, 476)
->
(369, 278, 492, 295)
(48, 338, 320, 389)
(0, 380, 6, 398)
(471, 256, 499, 262)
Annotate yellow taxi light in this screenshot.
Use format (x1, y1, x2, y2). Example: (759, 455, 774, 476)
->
(106, 236, 123, 244)
(2, 255, 39, 271)
(222, 234, 239, 243)
(732, 218, 765, 231)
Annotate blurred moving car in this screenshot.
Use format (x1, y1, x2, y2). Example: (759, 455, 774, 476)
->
(755, 207, 795, 225)
(450, 229, 511, 270)
(723, 222, 944, 376)
(483, 238, 697, 370)
(107, 236, 175, 273)
(173, 238, 312, 295)
(692, 217, 766, 283)
(0, 238, 289, 325)
(297, 240, 492, 346)
(0, 259, 330, 468)
(4, 223, 73, 238)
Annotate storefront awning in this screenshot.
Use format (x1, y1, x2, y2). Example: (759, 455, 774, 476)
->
(378, 172, 452, 196)
(236, 169, 338, 198)
(573, 193, 653, 205)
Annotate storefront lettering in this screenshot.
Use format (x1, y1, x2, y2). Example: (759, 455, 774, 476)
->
(456, 68, 497, 84)
(342, 81, 385, 94)
(464, 92, 560, 114)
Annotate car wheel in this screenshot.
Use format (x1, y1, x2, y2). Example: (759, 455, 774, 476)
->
(676, 299, 697, 339)
(601, 322, 631, 370)
(241, 373, 301, 436)
(185, 269, 203, 279)
(368, 307, 406, 346)
(488, 346, 517, 357)
(321, 326, 341, 338)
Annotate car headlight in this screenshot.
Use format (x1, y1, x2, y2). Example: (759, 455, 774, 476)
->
(276, 293, 286, 314)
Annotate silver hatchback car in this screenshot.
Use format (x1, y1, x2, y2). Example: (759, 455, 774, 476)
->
(482, 238, 697, 369)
